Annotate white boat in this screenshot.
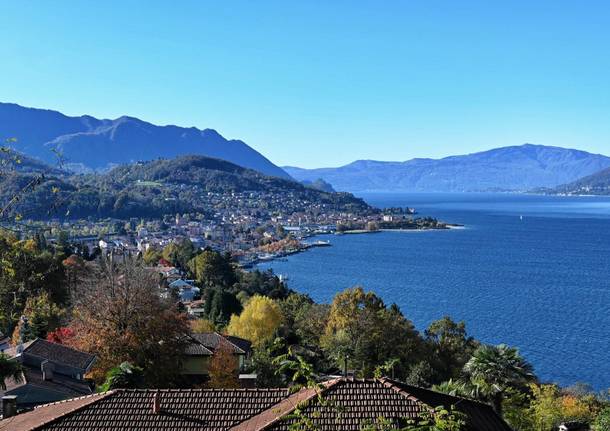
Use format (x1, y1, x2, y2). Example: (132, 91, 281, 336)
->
(258, 253, 276, 261)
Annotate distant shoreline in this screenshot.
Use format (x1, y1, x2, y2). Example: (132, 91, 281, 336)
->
(335, 223, 465, 236)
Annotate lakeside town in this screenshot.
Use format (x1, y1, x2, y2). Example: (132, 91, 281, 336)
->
(4, 1, 610, 429)
(3, 188, 449, 268)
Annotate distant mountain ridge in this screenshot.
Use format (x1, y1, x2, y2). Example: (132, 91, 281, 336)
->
(284, 144, 610, 192)
(0, 102, 291, 179)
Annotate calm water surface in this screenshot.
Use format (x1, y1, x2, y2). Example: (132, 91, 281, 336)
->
(257, 193, 610, 389)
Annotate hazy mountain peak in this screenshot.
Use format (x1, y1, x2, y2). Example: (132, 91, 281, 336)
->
(284, 144, 610, 193)
(201, 128, 223, 138)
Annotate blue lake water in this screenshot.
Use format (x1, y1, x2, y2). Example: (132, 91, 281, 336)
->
(257, 193, 610, 389)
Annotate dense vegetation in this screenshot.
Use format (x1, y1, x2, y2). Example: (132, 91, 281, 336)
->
(2, 144, 609, 430)
(1, 233, 610, 430)
(0, 154, 371, 220)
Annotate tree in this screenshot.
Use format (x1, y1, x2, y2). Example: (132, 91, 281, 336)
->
(0, 141, 47, 222)
(432, 379, 474, 398)
(190, 319, 216, 333)
(202, 288, 242, 325)
(227, 295, 283, 348)
(402, 406, 467, 431)
(100, 362, 145, 391)
(501, 387, 535, 431)
(360, 407, 467, 431)
(321, 287, 423, 378)
(425, 316, 478, 383)
(366, 221, 379, 231)
(336, 223, 349, 233)
(0, 353, 23, 390)
(594, 407, 610, 431)
(62, 254, 88, 299)
(142, 248, 163, 266)
(250, 338, 285, 388)
(526, 384, 598, 431)
(67, 257, 189, 386)
(279, 293, 330, 358)
(233, 269, 290, 299)
(11, 291, 64, 344)
(162, 239, 195, 269)
(47, 327, 75, 344)
(404, 360, 435, 387)
(0, 233, 68, 335)
(463, 344, 536, 416)
(188, 248, 236, 289)
(206, 339, 240, 389)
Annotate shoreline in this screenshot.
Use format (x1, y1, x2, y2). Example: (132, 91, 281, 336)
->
(248, 223, 465, 267)
(338, 223, 464, 235)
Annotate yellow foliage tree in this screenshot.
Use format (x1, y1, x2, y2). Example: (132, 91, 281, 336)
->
(227, 296, 282, 347)
(528, 384, 597, 431)
(191, 319, 216, 334)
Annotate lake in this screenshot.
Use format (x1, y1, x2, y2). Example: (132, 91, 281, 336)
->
(256, 193, 610, 389)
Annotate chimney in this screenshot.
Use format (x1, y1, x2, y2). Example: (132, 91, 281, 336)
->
(152, 391, 161, 414)
(41, 360, 55, 381)
(2, 395, 17, 419)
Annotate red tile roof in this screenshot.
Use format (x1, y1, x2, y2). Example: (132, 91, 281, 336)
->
(0, 388, 290, 431)
(0, 393, 111, 431)
(257, 378, 512, 431)
(0, 379, 512, 431)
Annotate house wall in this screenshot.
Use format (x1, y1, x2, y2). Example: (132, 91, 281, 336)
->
(182, 354, 245, 375)
(182, 356, 210, 375)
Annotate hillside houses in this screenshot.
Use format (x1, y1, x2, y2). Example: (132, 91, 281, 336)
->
(0, 339, 96, 409)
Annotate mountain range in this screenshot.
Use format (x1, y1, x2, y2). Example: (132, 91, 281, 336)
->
(0, 102, 290, 179)
(4, 102, 610, 195)
(284, 144, 610, 193)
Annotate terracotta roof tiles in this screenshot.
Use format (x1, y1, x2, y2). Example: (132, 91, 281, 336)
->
(0, 379, 512, 431)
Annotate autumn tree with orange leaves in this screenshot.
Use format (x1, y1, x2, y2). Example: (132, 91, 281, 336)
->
(206, 339, 240, 389)
(66, 257, 189, 386)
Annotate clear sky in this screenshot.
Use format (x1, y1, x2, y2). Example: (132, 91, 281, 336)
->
(1, 1, 610, 168)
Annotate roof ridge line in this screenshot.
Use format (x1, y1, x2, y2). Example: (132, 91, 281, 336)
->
(230, 379, 342, 431)
(379, 377, 495, 409)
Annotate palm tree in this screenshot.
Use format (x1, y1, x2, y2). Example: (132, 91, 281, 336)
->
(0, 353, 23, 390)
(100, 362, 145, 391)
(433, 379, 473, 398)
(463, 344, 535, 416)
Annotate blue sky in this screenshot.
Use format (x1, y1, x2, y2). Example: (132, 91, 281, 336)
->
(1, 1, 609, 168)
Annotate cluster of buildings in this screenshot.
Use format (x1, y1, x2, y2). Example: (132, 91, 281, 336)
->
(53, 191, 377, 264)
(0, 333, 254, 412)
(0, 343, 511, 431)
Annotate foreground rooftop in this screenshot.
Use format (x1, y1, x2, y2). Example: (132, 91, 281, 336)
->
(0, 378, 511, 431)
